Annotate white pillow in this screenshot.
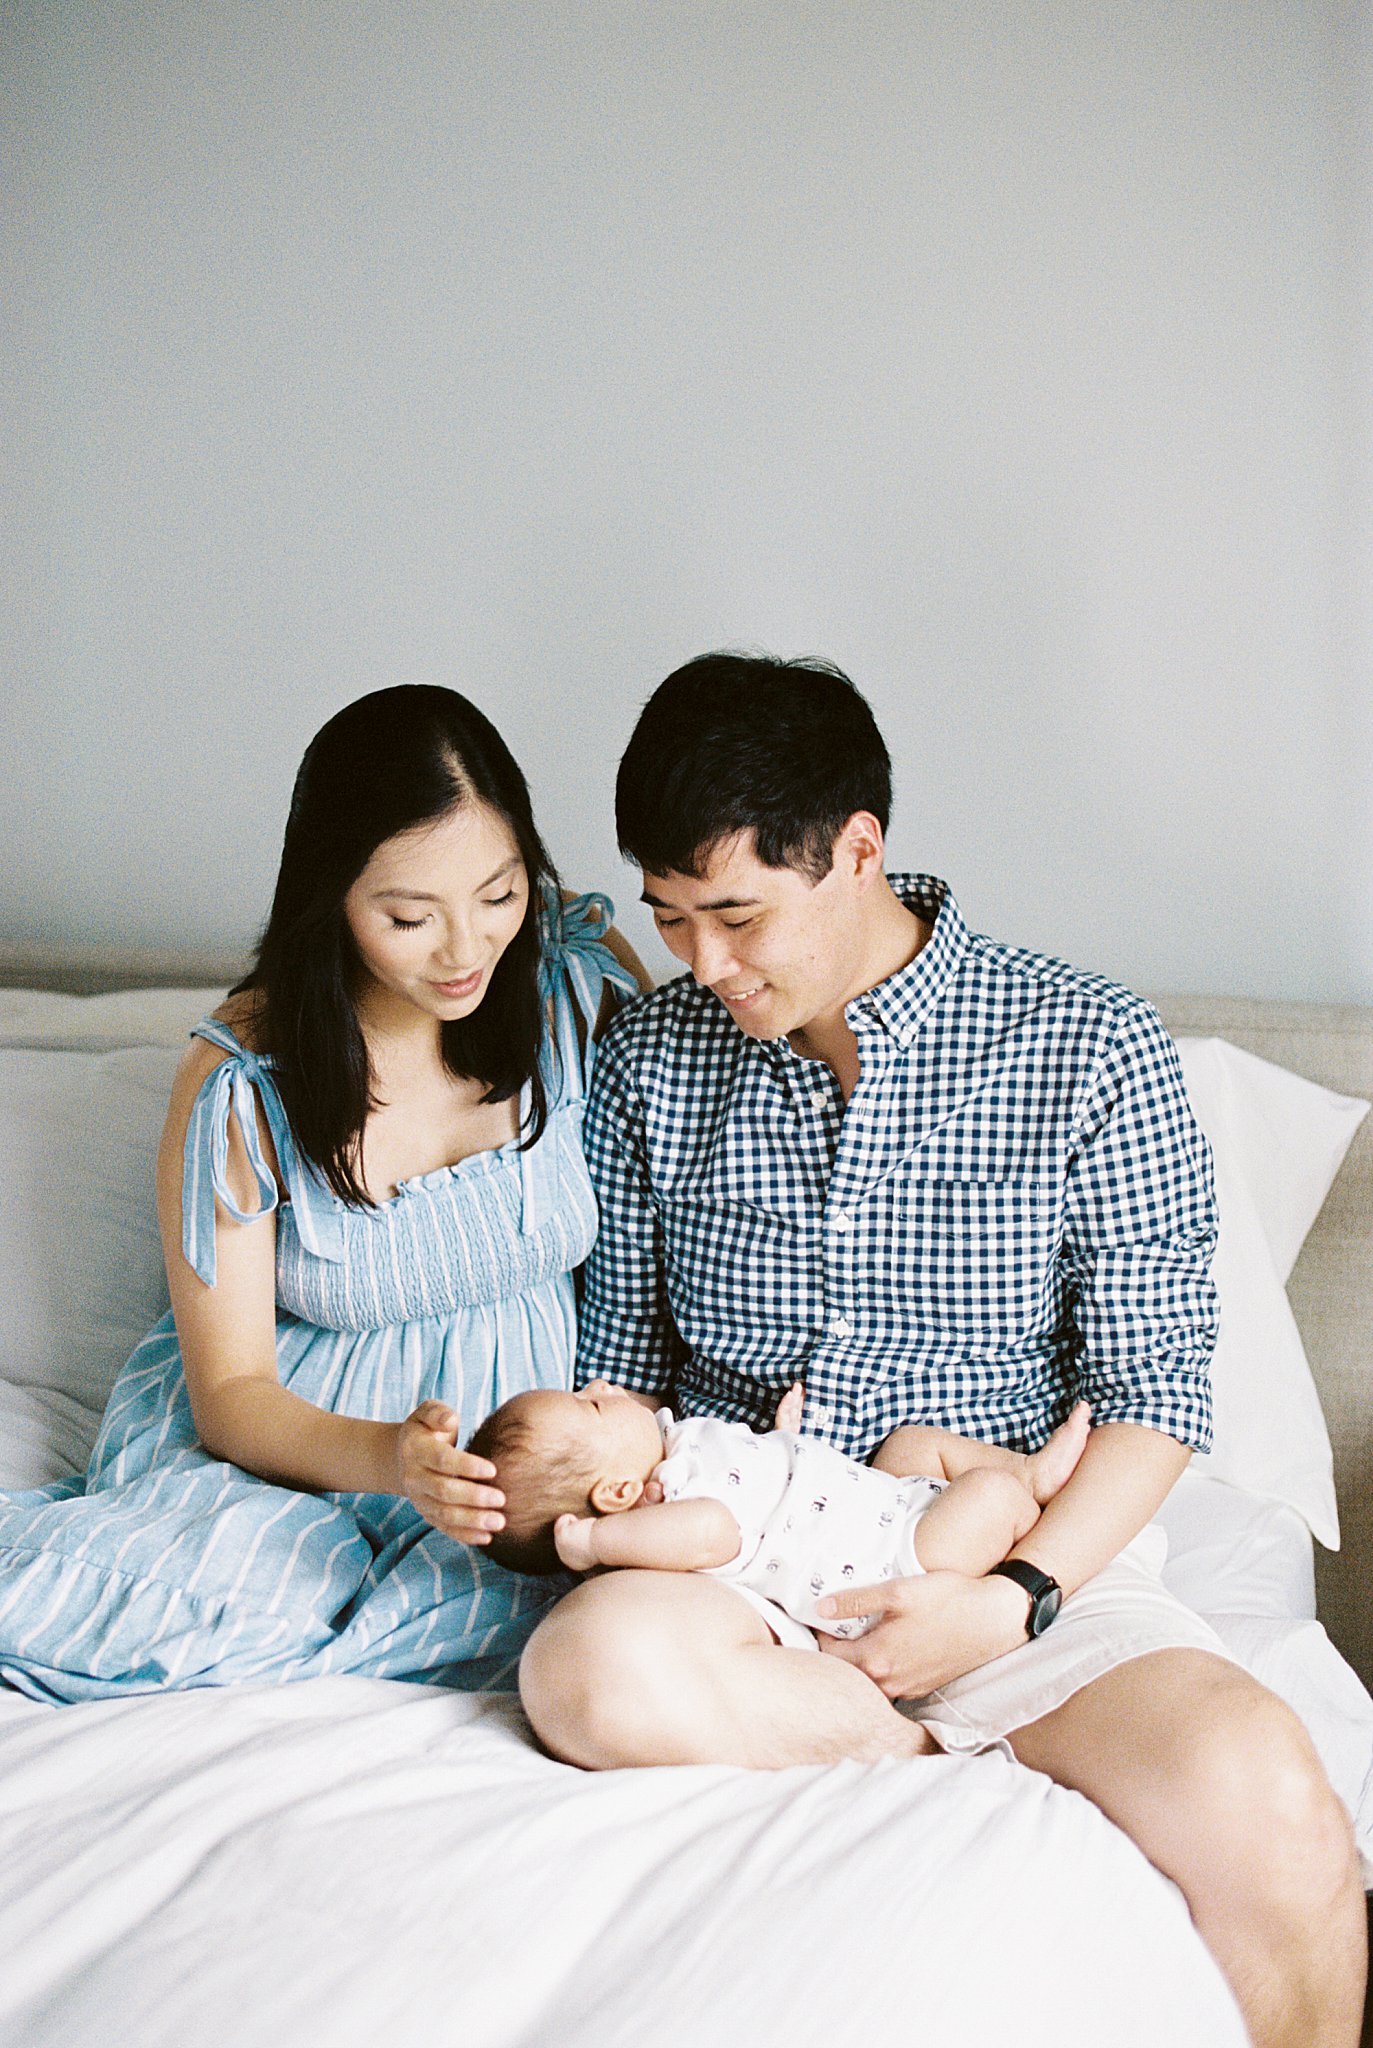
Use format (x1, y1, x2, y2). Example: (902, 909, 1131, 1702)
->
(0, 1380, 101, 1487)
(1178, 1037, 1369, 1283)
(0, 1045, 182, 1413)
(0, 987, 227, 1052)
(1175, 1037, 1368, 1549)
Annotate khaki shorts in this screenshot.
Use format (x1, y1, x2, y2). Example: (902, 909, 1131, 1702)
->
(727, 1524, 1236, 1754)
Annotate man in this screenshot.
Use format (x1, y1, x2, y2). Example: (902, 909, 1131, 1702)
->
(519, 652, 1364, 2048)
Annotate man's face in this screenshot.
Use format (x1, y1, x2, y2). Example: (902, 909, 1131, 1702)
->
(641, 830, 865, 1041)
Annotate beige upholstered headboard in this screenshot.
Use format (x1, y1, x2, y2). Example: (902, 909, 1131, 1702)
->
(1, 954, 1368, 1688)
(1153, 996, 1373, 1693)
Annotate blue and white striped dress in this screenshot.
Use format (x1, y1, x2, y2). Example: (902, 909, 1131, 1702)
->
(0, 894, 639, 1703)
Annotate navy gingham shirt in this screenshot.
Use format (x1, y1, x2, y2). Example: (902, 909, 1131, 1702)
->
(579, 876, 1217, 1459)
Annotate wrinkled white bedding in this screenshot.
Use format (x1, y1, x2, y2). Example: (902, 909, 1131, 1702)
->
(1, 1389, 1371, 2046)
(0, 1679, 1245, 2048)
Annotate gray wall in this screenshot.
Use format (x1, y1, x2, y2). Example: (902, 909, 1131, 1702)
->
(5, 1, 1370, 999)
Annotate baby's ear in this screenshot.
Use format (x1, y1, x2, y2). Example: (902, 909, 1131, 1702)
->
(589, 1474, 645, 1516)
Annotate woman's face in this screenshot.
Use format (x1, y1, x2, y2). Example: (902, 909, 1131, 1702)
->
(343, 800, 530, 1025)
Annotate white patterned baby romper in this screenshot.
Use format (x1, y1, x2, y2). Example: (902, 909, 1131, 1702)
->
(654, 1412, 945, 1639)
(0, 893, 638, 1703)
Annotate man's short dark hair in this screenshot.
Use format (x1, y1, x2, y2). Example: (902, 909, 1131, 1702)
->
(615, 651, 892, 882)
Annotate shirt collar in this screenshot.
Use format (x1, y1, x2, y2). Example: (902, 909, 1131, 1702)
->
(756, 872, 969, 1065)
(843, 874, 968, 1049)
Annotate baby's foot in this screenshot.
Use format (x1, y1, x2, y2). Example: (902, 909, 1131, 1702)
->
(1026, 1401, 1091, 1504)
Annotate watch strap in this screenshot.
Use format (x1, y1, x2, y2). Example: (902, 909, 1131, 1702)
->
(988, 1559, 1062, 1637)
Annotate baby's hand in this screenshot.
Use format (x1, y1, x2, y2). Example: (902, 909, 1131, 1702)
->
(553, 1513, 601, 1573)
(773, 1381, 805, 1433)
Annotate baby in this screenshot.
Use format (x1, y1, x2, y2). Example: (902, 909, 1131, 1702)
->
(467, 1382, 1091, 1640)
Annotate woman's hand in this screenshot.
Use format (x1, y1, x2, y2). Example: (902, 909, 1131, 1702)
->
(553, 1513, 601, 1573)
(395, 1401, 506, 1544)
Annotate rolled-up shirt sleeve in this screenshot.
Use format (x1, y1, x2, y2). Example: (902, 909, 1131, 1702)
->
(576, 1022, 690, 1398)
(1060, 1000, 1217, 1449)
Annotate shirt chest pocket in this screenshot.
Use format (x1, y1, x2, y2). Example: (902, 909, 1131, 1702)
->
(883, 1175, 1063, 1343)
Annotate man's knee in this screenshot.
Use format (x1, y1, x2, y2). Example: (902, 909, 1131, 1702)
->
(519, 1575, 755, 1770)
(1172, 1685, 1357, 1909)
(519, 1588, 668, 1768)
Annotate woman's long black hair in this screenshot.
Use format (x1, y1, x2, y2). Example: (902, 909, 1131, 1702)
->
(235, 685, 559, 1206)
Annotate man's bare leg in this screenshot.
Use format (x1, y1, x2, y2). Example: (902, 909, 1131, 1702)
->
(519, 1570, 934, 1769)
(1008, 1649, 1365, 2048)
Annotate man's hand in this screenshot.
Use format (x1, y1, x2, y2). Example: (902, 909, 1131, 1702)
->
(817, 1569, 1034, 1698)
(773, 1381, 805, 1432)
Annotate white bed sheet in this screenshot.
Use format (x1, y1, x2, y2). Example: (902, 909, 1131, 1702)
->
(0, 1390, 1367, 2046)
(0, 1679, 1244, 2048)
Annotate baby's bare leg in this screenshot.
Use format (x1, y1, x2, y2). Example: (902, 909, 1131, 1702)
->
(910, 1467, 1042, 1577)
(872, 1424, 1024, 1484)
(872, 1401, 1090, 1506)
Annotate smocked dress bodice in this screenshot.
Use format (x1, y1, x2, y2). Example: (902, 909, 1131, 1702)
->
(180, 904, 614, 1330)
(0, 891, 640, 1703)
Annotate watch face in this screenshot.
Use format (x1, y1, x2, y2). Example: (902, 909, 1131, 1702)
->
(1028, 1584, 1063, 1637)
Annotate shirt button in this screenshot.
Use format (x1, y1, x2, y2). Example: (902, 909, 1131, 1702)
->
(829, 1314, 852, 1338)
(809, 1089, 829, 1110)
(808, 1403, 831, 1426)
(829, 1211, 853, 1233)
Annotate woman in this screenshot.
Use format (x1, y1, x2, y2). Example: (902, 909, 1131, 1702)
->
(0, 685, 646, 1699)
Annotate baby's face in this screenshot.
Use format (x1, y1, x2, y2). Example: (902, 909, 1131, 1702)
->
(532, 1381, 665, 1487)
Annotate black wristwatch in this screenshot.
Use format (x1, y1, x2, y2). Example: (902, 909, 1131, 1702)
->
(988, 1560, 1063, 1638)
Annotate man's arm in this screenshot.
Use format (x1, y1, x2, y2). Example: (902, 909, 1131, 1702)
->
(1060, 999, 1217, 1449)
(1000, 1421, 1187, 1592)
(554, 1497, 741, 1573)
(821, 1000, 1217, 1694)
(576, 1021, 690, 1402)
(995, 997, 1215, 1592)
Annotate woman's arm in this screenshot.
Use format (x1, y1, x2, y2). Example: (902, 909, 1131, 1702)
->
(595, 923, 653, 1036)
(155, 1044, 505, 1542)
(558, 887, 654, 1030)
(599, 921, 654, 998)
(554, 1496, 741, 1573)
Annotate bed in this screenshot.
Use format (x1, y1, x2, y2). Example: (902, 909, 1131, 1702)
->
(0, 961, 1369, 2048)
